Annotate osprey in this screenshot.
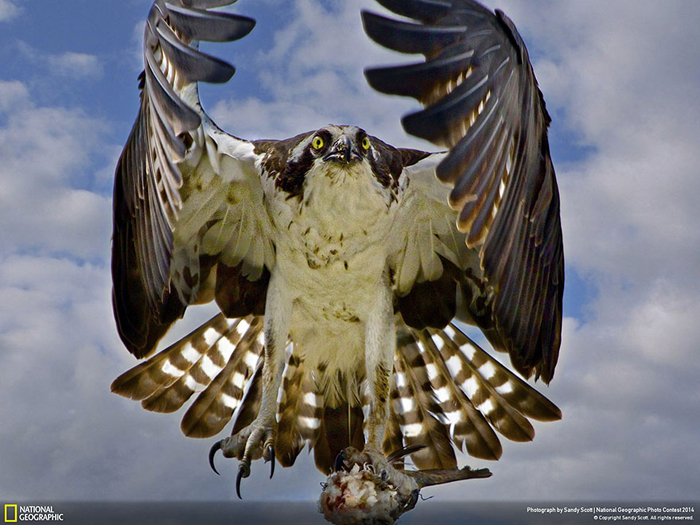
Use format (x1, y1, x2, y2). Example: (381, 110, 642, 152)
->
(111, 0, 564, 501)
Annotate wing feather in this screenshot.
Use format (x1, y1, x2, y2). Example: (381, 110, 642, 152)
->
(111, 314, 266, 438)
(441, 323, 561, 422)
(112, 1, 271, 359)
(365, 1, 564, 382)
(385, 319, 560, 468)
(166, 3, 256, 43)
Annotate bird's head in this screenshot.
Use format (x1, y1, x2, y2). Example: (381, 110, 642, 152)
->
(307, 125, 372, 167)
(290, 124, 403, 207)
(258, 124, 417, 203)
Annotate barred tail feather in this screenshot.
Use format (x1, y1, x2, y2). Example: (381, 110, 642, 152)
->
(393, 335, 458, 470)
(276, 358, 327, 468)
(411, 328, 503, 459)
(180, 318, 264, 437)
(276, 354, 365, 475)
(110, 314, 243, 403)
(389, 320, 561, 468)
(111, 314, 265, 438)
(112, 313, 560, 474)
(275, 350, 307, 467)
(297, 374, 324, 445)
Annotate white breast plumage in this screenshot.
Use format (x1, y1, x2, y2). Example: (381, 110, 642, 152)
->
(266, 158, 394, 271)
(264, 158, 395, 380)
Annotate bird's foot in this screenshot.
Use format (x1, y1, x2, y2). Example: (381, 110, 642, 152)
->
(334, 445, 419, 504)
(322, 446, 491, 524)
(333, 443, 493, 497)
(208, 417, 277, 499)
(320, 445, 420, 524)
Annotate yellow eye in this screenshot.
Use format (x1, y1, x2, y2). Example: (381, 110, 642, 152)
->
(361, 136, 371, 150)
(312, 136, 324, 150)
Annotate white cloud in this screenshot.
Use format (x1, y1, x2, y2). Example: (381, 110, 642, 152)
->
(0, 0, 20, 22)
(0, 91, 111, 260)
(623, 283, 699, 366)
(47, 51, 104, 80)
(0, 80, 30, 112)
(16, 42, 104, 81)
(211, 97, 336, 140)
(0, 80, 118, 500)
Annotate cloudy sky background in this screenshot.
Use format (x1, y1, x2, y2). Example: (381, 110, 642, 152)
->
(1, 0, 698, 512)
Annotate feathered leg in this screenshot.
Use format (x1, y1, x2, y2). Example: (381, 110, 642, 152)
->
(364, 274, 394, 448)
(336, 273, 419, 500)
(214, 271, 291, 498)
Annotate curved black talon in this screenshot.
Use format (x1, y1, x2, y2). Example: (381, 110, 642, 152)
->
(236, 464, 249, 500)
(267, 445, 275, 479)
(405, 489, 419, 512)
(334, 450, 347, 472)
(236, 467, 244, 499)
(208, 440, 222, 475)
(387, 444, 426, 464)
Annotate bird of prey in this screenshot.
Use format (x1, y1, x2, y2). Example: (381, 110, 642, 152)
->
(111, 0, 564, 501)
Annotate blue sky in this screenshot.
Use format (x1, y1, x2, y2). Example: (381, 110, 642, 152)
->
(1, 0, 699, 516)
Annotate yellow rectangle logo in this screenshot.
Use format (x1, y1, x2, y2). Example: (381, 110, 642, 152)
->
(4, 504, 18, 523)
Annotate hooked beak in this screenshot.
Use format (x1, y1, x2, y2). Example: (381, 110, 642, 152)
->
(323, 135, 362, 164)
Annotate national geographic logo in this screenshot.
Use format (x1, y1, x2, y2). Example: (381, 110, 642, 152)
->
(4, 505, 63, 522)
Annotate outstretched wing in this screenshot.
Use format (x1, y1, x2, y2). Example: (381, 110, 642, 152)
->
(364, 0, 564, 382)
(112, 0, 274, 358)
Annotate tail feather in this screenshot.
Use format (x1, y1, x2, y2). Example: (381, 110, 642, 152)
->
(112, 313, 561, 473)
(181, 317, 264, 437)
(411, 329, 504, 458)
(430, 327, 536, 442)
(394, 341, 458, 470)
(297, 374, 324, 445)
(275, 350, 307, 467)
(314, 405, 364, 475)
(442, 323, 561, 421)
